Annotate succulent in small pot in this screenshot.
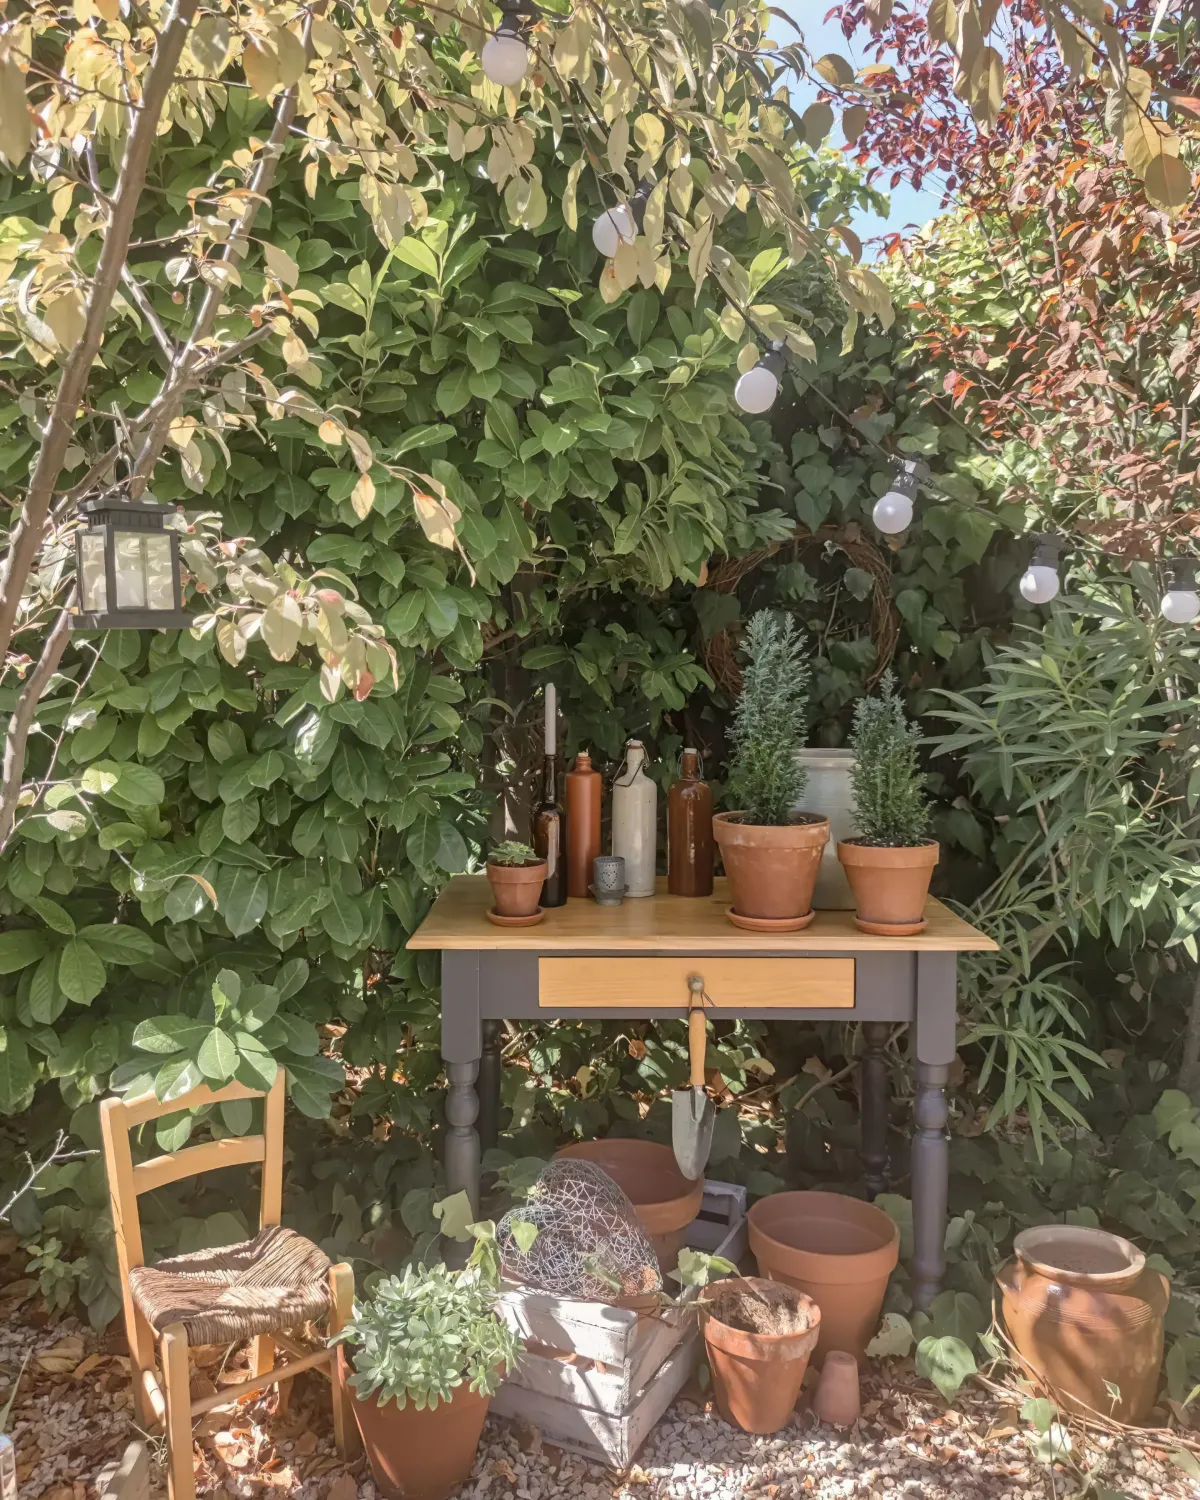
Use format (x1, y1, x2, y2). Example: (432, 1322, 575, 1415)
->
(333, 1218, 523, 1500)
(837, 670, 938, 934)
(712, 611, 829, 928)
(486, 839, 547, 920)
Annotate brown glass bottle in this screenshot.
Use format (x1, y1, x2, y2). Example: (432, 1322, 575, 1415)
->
(565, 750, 601, 898)
(668, 747, 714, 896)
(532, 753, 567, 907)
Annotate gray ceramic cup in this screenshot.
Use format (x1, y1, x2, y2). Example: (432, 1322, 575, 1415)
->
(591, 855, 626, 904)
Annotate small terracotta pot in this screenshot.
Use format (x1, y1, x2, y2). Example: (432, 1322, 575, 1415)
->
(701, 1277, 820, 1433)
(555, 1138, 704, 1273)
(748, 1191, 899, 1364)
(336, 1346, 490, 1500)
(812, 1350, 861, 1426)
(486, 857, 547, 918)
(836, 840, 939, 934)
(713, 812, 830, 923)
(996, 1224, 1169, 1425)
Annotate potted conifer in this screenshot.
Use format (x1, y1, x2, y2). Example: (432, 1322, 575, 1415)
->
(333, 1217, 523, 1500)
(713, 611, 829, 929)
(486, 839, 546, 923)
(837, 670, 939, 933)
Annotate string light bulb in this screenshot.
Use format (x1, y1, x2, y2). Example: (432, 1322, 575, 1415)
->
(591, 180, 652, 258)
(1161, 557, 1200, 624)
(872, 460, 923, 536)
(733, 342, 786, 414)
(1019, 535, 1062, 605)
(480, 2, 530, 87)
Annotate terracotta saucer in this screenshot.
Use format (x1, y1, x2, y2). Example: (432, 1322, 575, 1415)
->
(854, 916, 926, 936)
(726, 907, 816, 933)
(487, 906, 544, 927)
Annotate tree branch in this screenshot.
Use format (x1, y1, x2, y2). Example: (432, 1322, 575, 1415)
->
(0, 0, 200, 669)
(0, 1129, 97, 1226)
(0, 601, 74, 852)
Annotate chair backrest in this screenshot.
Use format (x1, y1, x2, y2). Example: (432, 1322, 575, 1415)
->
(99, 1071, 286, 1282)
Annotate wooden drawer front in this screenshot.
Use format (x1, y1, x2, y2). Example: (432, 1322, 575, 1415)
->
(538, 957, 854, 1010)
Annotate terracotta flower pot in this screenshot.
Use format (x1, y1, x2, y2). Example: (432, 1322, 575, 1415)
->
(336, 1346, 490, 1500)
(812, 1350, 861, 1426)
(996, 1225, 1169, 1425)
(748, 1191, 899, 1364)
(836, 840, 939, 935)
(701, 1277, 820, 1433)
(712, 812, 830, 924)
(555, 1138, 704, 1273)
(486, 857, 547, 918)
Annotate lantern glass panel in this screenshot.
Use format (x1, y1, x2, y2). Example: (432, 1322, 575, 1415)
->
(79, 530, 108, 612)
(144, 533, 174, 610)
(114, 531, 148, 609)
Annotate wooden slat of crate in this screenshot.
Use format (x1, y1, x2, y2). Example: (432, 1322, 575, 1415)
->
(490, 1326, 701, 1471)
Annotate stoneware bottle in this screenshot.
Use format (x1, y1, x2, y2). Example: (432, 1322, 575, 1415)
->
(612, 739, 657, 898)
(668, 748, 713, 896)
(565, 750, 601, 899)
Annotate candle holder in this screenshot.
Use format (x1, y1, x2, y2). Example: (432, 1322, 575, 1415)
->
(590, 855, 626, 905)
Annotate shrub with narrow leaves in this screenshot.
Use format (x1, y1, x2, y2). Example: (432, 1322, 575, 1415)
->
(726, 611, 812, 826)
(849, 670, 931, 847)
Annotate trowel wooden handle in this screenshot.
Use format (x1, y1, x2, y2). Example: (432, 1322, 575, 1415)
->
(688, 1006, 707, 1088)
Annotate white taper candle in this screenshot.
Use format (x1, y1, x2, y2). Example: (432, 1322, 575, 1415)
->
(544, 682, 556, 756)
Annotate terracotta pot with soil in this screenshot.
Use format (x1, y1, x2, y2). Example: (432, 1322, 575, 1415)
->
(336, 1346, 491, 1500)
(486, 841, 547, 922)
(713, 812, 829, 929)
(997, 1225, 1168, 1425)
(837, 840, 939, 935)
(748, 1191, 899, 1364)
(555, 1138, 704, 1272)
(700, 1277, 821, 1433)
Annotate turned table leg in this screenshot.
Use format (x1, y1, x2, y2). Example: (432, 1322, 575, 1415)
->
(911, 952, 956, 1311)
(860, 1021, 891, 1200)
(478, 1019, 502, 1155)
(442, 953, 482, 1268)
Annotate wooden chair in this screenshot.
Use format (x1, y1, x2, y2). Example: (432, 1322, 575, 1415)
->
(99, 1071, 359, 1500)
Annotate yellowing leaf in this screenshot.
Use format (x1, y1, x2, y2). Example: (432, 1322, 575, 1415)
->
(802, 101, 834, 144)
(0, 53, 33, 166)
(927, 0, 960, 47)
(351, 472, 376, 519)
(413, 487, 462, 550)
(262, 593, 303, 660)
(242, 39, 280, 98)
(319, 419, 343, 446)
(43, 287, 86, 352)
(563, 157, 584, 231)
(95, 0, 119, 22)
(634, 113, 665, 163)
(1144, 150, 1193, 212)
(815, 52, 855, 87)
(274, 26, 307, 88)
(842, 105, 869, 144)
(718, 304, 745, 341)
(262, 242, 299, 288)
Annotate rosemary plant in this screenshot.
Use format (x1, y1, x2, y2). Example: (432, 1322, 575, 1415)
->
(726, 611, 812, 825)
(849, 671, 932, 846)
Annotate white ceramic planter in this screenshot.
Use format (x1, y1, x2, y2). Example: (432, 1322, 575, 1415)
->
(793, 748, 857, 909)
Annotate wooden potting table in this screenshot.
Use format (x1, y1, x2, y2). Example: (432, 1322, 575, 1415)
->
(407, 875, 996, 1309)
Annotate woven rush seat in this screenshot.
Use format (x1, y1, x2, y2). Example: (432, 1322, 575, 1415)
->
(129, 1224, 331, 1344)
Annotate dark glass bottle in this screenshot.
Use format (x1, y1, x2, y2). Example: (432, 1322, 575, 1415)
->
(668, 747, 714, 896)
(532, 753, 567, 907)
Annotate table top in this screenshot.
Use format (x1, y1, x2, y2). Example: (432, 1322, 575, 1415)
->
(407, 876, 998, 953)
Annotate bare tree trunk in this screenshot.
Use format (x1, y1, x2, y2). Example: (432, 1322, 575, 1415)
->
(0, 0, 200, 667)
(1180, 965, 1200, 1099)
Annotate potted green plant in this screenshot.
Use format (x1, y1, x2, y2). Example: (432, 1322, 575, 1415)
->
(837, 670, 938, 933)
(486, 839, 547, 924)
(333, 1220, 523, 1500)
(713, 611, 829, 929)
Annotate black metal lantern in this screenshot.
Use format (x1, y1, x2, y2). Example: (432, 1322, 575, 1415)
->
(71, 494, 190, 631)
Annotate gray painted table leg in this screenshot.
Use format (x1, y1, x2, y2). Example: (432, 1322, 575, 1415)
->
(442, 952, 482, 1268)
(911, 952, 956, 1311)
(860, 1021, 890, 1200)
(478, 1019, 502, 1155)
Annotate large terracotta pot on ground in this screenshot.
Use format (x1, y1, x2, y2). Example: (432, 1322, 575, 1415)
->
(996, 1225, 1168, 1425)
(486, 857, 547, 918)
(336, 1346, 490, 1500)
(748, 1191, 899, 1364)
(555, 1138, 704, 1274)
(836, 840, 939, 935)
(712, 813, 830, 925)
(700, 1277, 821, 1433)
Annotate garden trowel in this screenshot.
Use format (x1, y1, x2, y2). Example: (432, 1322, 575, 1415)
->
(672, 976, 715, 1180)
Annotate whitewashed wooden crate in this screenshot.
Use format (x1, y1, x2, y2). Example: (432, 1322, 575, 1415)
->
(491, 1180, 747, 1469)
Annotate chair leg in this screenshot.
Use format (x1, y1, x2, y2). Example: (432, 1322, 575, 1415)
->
(129, 1305, 160, 1431)
(161, 1323, 195, 1500)
(327, 1263, 360, 1459)
(252, 1334, 286, 1412)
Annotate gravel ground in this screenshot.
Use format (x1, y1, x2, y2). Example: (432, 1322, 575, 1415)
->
(3, 1298, 1196, 1500)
